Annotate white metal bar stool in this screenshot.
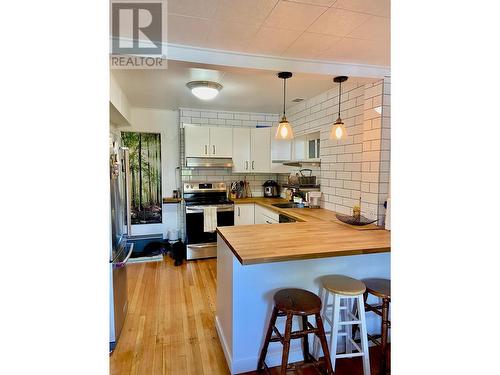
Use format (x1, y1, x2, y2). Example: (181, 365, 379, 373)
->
(313, 275, 371, 375)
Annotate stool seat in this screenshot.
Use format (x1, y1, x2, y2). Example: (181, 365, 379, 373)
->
(363, 278, 391, 299)
(321, 275, 366, 296)
(273, 288, 321, 315)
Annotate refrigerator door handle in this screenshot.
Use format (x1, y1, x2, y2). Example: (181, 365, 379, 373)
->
(113, 243, 134, 268)
(121, 147, 132, 237)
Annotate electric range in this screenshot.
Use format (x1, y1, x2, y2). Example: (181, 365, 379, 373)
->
(183, 182, 234, 260)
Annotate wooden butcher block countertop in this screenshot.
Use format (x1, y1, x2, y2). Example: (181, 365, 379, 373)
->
(219, 197, 391, 265)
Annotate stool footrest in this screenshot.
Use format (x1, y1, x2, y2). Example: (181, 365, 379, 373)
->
(270, 328, 319, 343)
(365, 304, 383, 317)
(335, 351, 365, 359)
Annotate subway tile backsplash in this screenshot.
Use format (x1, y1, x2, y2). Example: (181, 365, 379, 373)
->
(288, 78, 391, 223)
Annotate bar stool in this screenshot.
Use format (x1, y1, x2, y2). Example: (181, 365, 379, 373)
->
(313, 275, 371, 375)
(361, 278, 391, 374)
(257, 288, 334, 375)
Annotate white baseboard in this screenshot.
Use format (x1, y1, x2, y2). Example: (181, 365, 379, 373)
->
(214, 316, 233, 372)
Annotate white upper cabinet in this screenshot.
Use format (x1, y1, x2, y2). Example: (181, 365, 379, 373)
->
(293, 131, 321, 160)
(250, 128, 271, 173)
(233, 128, 251, 172)
(184, 125, 233, 158)
(232, 127, 272, 173)
(210, 127, 233, 157)
(185, 125, 210, 157)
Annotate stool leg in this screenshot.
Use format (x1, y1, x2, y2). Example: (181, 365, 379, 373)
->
(315, 313, 334, 375)
(352, 291, 368, 341)
(280, 313, 293, 375)
(313, 287, 329, 359)
(329, 293, 341, 372)
(345, 297, 353, 354)
(301, 315, 311, 362)
(380, 297, 390, 374)
(257, 306, 279, 372)
(357, 294, 371, 375)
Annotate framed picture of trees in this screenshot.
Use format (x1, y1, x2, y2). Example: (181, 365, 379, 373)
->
(121, 131, 162, 225)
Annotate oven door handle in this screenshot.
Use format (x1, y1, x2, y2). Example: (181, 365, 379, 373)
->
(188, 243, 217, 249)
(186, 205, 234, 213)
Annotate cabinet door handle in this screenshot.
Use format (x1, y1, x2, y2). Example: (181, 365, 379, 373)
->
(205, 145, 208, 155)
(213, 145, 216, 155)
(238, 207, 240, 216)
(245, 161, 248, 170)
(252, 161, 255, 170)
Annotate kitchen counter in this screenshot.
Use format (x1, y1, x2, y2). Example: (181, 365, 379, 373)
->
(232, 196, 380, 227)
(218, 221, 389, 265)
(221, 197, 389, 265)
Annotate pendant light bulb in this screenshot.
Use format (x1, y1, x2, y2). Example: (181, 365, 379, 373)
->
(276, 115, 294, 140)
(275, 72, 294, 140)
(330, 76, 348, 141)
(330, 118, 347, 140)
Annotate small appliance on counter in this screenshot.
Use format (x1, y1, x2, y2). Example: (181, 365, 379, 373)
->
(263, 180, 280, 198)
(305, 191, 321, 208)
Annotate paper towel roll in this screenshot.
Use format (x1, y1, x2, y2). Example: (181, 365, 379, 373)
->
(385, 198, 391, 230)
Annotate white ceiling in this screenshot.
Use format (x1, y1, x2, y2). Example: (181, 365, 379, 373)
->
(112, 60, 375, 112)
(167, 0, 390, 66)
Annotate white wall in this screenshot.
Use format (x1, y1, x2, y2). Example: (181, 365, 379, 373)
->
(117, 107, 181, 238)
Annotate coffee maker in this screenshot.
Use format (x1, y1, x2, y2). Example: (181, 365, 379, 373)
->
(263, 180, 280, 198)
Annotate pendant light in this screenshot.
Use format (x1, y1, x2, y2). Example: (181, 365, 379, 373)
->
(275, 72, 294, 140)
(330, 76, 348, 140)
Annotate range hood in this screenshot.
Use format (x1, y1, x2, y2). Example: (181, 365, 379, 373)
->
(281, 158, 321, 167)
(186, 157, 233, 169)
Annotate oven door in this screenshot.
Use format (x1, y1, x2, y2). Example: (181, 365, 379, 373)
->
(185, 204, 234, 259)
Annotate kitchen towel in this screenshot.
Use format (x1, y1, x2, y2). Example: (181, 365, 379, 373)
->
(203, 206, 217, 233)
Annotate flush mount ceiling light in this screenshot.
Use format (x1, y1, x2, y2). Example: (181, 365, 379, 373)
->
(186, 81, 223, 100)
(330, 76, 348, 141)
(275, 71, 294, 140)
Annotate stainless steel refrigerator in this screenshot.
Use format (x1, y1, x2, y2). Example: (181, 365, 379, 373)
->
(109, 132, 134, 351)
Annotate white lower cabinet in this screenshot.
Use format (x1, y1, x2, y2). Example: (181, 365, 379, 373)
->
(234, 204, 255, 226)
(254, 205, 279, 224)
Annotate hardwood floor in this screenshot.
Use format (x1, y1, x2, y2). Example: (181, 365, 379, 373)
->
(110, 257, 389, 375)
(110, 257, 228, 375)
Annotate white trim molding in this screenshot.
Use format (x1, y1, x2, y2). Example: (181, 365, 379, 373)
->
(110, 38, 391, 78)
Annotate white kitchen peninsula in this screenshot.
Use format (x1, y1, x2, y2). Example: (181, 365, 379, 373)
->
(215, 219, 390, 374)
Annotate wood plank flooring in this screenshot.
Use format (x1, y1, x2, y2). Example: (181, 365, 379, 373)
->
(110, 257, 389, 375)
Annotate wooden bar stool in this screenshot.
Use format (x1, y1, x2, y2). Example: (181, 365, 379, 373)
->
(257, 288, 334, 375)
(313, 275, 371, 375)
(361, 278, 391, 374)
